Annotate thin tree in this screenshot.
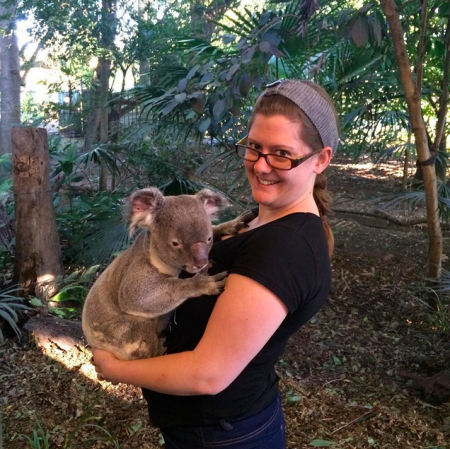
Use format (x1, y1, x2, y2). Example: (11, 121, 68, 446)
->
(379, 0, 443, 282)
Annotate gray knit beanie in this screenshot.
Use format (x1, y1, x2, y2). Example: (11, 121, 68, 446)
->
(260, 79, 339, 153)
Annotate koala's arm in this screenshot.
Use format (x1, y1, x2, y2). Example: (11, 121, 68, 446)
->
(118, 268, 227, 318)
(93, 273, 288, 395)
(212, 209, 257, 239)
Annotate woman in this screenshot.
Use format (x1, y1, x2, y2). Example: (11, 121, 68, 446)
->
(93, 79, 339, 448)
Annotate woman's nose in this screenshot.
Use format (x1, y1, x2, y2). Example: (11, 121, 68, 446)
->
(253, 154, 272, 173)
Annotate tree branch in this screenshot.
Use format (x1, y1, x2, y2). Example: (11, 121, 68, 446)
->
(20, 41, 44, 87)
(431, 16, 450, 153)
(416, 0, 428, 92)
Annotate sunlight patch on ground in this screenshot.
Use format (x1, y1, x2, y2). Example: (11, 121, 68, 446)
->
(38, 342, 137, 400)
(331, 158, 413, 181)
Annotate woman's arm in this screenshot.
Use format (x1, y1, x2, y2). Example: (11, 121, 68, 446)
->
(92, 273, 288, 395)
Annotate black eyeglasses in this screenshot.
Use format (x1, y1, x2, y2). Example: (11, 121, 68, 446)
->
(235, 144, 323, 171)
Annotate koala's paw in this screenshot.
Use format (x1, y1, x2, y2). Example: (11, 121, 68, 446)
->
(195, 271, 228, 296)
(214, 210, 257, 236)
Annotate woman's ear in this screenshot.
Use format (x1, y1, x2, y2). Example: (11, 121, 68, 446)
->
(314, 147, 332, 174)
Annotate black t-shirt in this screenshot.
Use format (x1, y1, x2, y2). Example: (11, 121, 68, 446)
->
(142, 212, 331, 428)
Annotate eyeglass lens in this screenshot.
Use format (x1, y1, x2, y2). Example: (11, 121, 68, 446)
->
(237, 146, 292, 169)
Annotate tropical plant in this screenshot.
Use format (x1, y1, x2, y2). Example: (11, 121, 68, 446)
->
(0, 286, 29, 343)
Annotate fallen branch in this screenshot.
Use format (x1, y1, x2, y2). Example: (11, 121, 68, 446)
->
(331, 409, 376, 435)
(333, 207, 427, 228)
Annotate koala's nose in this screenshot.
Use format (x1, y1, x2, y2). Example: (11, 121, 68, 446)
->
(190, 242, 209, 270)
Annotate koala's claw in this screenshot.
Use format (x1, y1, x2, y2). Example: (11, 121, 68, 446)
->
(194, 270, 228, 296)
(213, 209, 257, 236)
(237, 209, 258, 226)
(212, 271, 228, 281)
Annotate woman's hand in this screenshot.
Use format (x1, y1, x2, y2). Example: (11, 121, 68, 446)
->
(91, 347, 121, 384)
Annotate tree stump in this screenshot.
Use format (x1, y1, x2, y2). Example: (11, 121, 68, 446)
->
(12, 127, 63, 300)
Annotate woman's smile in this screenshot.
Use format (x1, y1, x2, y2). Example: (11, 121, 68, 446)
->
(256, 177, 279, 186)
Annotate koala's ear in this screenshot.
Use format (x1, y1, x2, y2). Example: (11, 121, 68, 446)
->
(195, 189, 230, 220)
(128, 188, 164, 235)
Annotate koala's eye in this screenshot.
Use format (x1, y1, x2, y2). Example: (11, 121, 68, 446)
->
(171, 241, 181, 247)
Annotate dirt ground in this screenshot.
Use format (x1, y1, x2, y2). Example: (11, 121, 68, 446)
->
(1, 158, 449, 449)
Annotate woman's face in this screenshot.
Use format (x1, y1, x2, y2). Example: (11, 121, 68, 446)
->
(245, 113, 331, 213)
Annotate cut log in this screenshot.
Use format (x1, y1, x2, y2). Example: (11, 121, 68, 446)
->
(400, 369, 450, 404)
(12, 127, 63, 300)
(24, 316, 85, 352)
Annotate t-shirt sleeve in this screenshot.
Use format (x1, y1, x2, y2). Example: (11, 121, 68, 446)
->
(230, 225, 318, 313)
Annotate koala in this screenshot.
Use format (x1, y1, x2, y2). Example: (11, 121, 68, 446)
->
(82, 187, 254, 361)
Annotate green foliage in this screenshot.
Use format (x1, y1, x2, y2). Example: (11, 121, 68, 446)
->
(49, 135, 121, 189)
(55, 267, 99, 302)
(419, 289, 449, 333)
(20, 415, 51, 449)
(22, 93, 44, 126)
(0, 286, 30, 343)
(55, 190, 128, 265)
(375, 179, 450, 225)
(421, 270, 450, 333)
(128, 0, 404, 164)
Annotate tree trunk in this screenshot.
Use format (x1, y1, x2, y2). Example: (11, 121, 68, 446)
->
(402, 130, 411, 192)
(98, 56, 110, 191)
(0, 7, 21, 160)
(12, 128, 63, 300)
(380, 0, 442, 282)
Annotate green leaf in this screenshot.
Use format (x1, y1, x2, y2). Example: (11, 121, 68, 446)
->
(174, 93, 187, 103)
(226, 64, 240, 81)
(198, 118, 211, 133)
(286, 394, 302, 404)
(177, 78, 187, 91)
(371, 16, 382, 45)
(237, 38, 247, 50)
(242, 46, 256, 64)
(223, 34, 236, 44)
(186, 65, 200, 80)
(310, 440, 336, 447)
(0, 309, 21, 339)
(259, 41, 271, 53)
(162, 100, 179, 115)
(201, 72, 215, 83)
(352, 16, 368, 47)
(259, 11, 272, 25)
(239, 73, 251, 97)
(213, 99, 226, 119)
(29, 297, 44, 307)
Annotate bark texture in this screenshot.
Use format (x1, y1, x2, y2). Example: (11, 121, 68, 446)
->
(379, 0, 442, 279)
(12, 128, 63, 299)
(0, 5, 21, 158)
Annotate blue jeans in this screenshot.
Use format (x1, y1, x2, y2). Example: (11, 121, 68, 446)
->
(160, 394, 286, 449)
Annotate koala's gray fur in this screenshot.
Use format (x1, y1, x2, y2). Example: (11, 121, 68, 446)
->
(82, 187, 254, 361)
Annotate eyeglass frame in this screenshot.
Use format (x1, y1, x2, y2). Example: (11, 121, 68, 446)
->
(235, 137, 323, 171)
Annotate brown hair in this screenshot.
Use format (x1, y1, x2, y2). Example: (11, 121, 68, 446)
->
(249, 81, 336, 257)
